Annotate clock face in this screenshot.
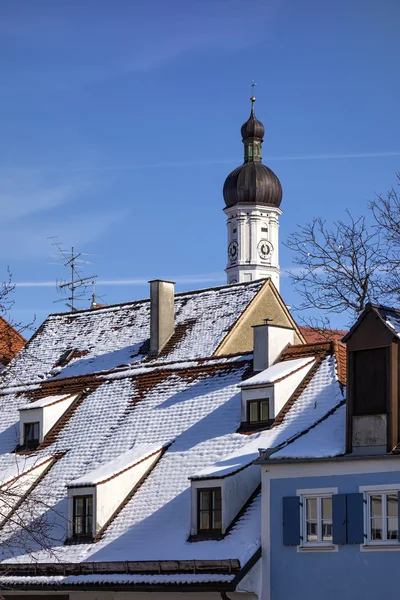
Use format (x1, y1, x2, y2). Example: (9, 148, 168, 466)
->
(228, 241, 238, 263)
(258, 239, 271, 259)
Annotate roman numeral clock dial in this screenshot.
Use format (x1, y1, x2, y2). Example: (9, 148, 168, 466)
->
(228, 241, 238, 263)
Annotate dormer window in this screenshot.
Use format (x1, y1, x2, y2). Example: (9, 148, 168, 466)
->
(198, 487, 222, 533)
(24, 422, 40, 449)
(18, 393, 79, 451)
(67, 443, 166, 542)
(73, 495, 94, 539)
(248, 399, 269, 424)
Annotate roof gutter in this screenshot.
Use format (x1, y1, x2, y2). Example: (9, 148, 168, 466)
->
(256, 452, 400, 465)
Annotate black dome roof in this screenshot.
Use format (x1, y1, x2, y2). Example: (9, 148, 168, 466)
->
(223, 162, 282, 208)
(241, 113, 264, 140)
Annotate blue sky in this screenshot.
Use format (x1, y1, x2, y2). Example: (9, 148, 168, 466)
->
(1, 0, 399, 330)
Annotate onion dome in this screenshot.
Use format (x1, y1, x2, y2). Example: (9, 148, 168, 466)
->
(223, 95, 282, 209)
(240, 109, 265, 140)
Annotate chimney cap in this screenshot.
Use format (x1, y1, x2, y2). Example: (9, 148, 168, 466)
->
(148, 279, 176, 285)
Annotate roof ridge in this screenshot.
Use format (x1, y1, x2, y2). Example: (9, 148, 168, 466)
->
(46, 279, 267, 319)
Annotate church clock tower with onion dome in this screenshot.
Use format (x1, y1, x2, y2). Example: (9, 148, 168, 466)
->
(223, 90, 283, 290)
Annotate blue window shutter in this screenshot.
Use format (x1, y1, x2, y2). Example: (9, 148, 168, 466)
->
(346, 493, 364, 544)
(282, 496, 300, 546)
(398, 492, 400, 542)
(332, 494, 347, 544)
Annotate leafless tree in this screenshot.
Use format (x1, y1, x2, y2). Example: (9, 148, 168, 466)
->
(370, 173, 400, 299)
(285, 212, 385, 326)
(286, 174, 400, 327)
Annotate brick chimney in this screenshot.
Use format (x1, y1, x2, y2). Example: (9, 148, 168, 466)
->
(149, 280, 175, 356)
(252, 320, 294, 372)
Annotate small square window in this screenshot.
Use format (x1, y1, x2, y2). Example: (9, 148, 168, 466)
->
(198, 488, 222, 533)
(248, 399, 269, 424)
(301, 495, 333, 546)
(366, 492, 398, 544)
(24, 422, 40, 449)
(73, 495, 93, 538)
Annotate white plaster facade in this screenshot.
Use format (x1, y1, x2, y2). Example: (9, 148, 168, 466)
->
(225, 204, 281, 290)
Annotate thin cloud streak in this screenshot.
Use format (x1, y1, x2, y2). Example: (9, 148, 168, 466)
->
(28, 151, 400, 174)
(15, 270, 299, 288)
(15, 275, 225, 288)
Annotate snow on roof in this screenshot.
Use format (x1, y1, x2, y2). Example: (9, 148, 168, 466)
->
(0, 357, 263, 566)
(0, 573, 235, 586)
(192, 355, 344, 478)
(239, 357, 314, 388)
(0, 454, 54, 487)
(20, 393, 77, 411)
(377, 306, 400, 338)
(271, 403, 346, 460)
(69, 442, 169, 486)
(1, 280, 264, 386)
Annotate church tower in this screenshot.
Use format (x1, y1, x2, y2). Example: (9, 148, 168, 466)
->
(223, 94, 283, 290)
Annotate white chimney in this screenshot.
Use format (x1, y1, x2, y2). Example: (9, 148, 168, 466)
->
(149, 280, 175, 356)
(252, 321, 295, 372)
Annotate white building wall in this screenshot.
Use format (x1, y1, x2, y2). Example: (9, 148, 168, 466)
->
(96, 451, 162, 531)
(225, 204, 282, 290)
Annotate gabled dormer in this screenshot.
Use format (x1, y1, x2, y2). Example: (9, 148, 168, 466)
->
(189, 463, 260, 539)
(239, 356, 315, 429)
(66, 443, 167, 542)
(343, 303, 400, 454)
(18, 393, 79, 450)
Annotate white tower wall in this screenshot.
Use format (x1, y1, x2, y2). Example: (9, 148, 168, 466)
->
(225, 203, 282, 290)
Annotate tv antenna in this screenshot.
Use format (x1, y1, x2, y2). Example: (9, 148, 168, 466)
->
(48, 237, 98, 312)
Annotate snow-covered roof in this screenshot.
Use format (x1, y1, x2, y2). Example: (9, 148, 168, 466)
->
(192, 353, 344, 478)
(20, 393, 77, 411)
(271, 403, 346, 460)
(0, 356, 262, 570)
(239, 357, 314, 388)
(69, 442, 169, 486)
(0, 278, 346, 589)
(0, 454, 55, 487)
(1, 280, 265, 386)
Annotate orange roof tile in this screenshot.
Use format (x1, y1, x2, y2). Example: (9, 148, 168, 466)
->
(0, 316, 26, 364)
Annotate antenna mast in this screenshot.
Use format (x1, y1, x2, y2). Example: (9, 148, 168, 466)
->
(49, 238, 98, 312)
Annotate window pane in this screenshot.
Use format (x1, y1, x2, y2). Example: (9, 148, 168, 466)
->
(371, 517, 383, 540)
(33, 422, 39, 439)
(306, 498, 318, 542)
(322, 497, 332, 542)
(213, 509, 222, 530)
(200, 511, 210, 530)
(307, 521, 318, 542)
(260, 400, 269, 422)
(322, 497, 332, 520)
(371, 495, 382, 517)
(86, 496, 93, 516)
(387, 494, 398, 517)
(322, 522, 332, 542)
(212, 489, 221, 510)
(249, 402, 259, 423)
(75, 498, 84, 517)
(199, 491, 210, 510)
(306, 497, 317, 521)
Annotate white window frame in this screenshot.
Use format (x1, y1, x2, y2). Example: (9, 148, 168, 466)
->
(360, 484, 400, 547)
(297, 487, 337, 550)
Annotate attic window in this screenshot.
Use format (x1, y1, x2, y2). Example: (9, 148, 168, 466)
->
(261, 227, 268, 233)
(73, 495, 93, 539)
(198, 487, 222, 533)
(248, 399, 269, 424)
(24, 422, 40, 449)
